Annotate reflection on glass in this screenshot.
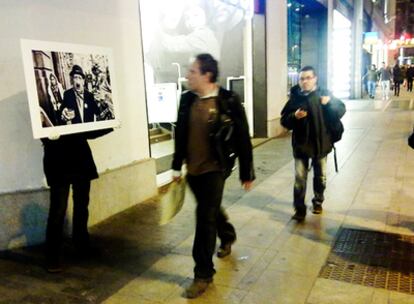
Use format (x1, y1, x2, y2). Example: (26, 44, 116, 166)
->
(139, 0, 250, 174)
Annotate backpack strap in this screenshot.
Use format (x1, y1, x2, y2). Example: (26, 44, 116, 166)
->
(333, 145, 338, 173)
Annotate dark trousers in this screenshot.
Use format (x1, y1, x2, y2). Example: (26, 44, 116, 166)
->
(45, 180, 91, 261)
(394, 82, 401, 96)
(187, 172, 236, 279)
(408, 79, 413, 92)
(294, 157, 327, 210)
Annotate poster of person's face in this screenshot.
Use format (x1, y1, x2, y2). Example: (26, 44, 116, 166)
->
(21, 39, 121, 139)
(140, 0, 252, 86)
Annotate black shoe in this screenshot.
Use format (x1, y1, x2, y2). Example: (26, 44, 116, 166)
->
(45, 259, 62, 273)
(311, 203, 323, 214)
(184, 278, 212, 299)
(217, 241, 233, 258)
(292, 208, 306, 222)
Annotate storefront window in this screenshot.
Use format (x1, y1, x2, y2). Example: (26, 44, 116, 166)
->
(287, 0, 302, 90)
(332, 10, 352, 99)
(139, 0, 252, 176)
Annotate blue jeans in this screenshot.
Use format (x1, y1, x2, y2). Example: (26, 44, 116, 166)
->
(367, 81, 376, 97)
(294, 157, 327, 211)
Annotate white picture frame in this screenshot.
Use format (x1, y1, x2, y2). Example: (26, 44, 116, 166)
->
(21, 39, 121, 139)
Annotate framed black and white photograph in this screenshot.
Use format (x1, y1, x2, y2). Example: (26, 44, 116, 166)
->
(21, 39, 121, 139)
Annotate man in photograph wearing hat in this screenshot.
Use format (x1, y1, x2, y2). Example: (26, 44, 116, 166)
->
(60, 64, 100, 124)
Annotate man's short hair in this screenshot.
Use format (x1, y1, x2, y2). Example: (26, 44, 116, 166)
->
(300, 66, 317, 76)
(195, 53, 219, 83)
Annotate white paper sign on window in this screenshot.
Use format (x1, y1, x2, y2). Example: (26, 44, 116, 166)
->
(147, 83, 178, 123)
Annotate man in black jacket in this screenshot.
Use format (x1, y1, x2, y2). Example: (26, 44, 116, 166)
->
(281, 66, 345, 221)
(407, 64, 414, 92)
(42, 128, 112, 273)
(172, 54, 255, 298)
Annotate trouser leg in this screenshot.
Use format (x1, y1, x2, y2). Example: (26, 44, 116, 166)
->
(368, 81, 374, 97)
(294, 157, 309, 211)
(46, 183, 70, 261)
(72, 180, 91, 247)
(385, 81, 390, 99)
(312, 157, 327, 204)
(395, 82, 400, 96)
(217, 207, 236, 247)
(187, 172, 225, 279)
(381, 81, 390, 99)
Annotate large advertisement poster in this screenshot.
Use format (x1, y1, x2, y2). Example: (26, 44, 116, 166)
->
(140, 0, 251, 123)
(21, 39, 121, 139)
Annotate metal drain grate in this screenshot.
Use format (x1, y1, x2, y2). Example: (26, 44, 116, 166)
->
(319, 228, 414, 294)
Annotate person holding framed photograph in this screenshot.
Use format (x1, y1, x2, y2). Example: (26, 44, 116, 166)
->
(42, 128, 112, 273)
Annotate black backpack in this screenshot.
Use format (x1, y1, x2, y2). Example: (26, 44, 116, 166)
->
(214, 115, 237, 178)
(325, 107, 344, 172)
(328, 118, 344, 143)
(212, 96, 238, 178)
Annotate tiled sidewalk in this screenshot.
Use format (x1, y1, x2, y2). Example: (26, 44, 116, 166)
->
(103, 97, 414, 304)
(2, 95, 414, 303)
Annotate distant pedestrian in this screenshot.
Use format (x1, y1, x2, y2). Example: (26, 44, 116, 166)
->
(378, 62, 392, 100)
(392, 63, 403, 97)
(363, 64, 378, 99)
(406, 64, 414, 92)
(281, 66, 346, 222)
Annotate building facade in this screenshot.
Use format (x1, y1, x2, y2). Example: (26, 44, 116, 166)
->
(0, 0, 397, 251)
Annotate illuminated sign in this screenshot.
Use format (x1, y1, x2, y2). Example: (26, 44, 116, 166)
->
(388, 37, 414, 48)
(364, 32, 378, 45)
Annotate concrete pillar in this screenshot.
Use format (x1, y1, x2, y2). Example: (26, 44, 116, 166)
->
(266, 0, 288, 137)
(400, 47, 404, 65)
(327, 0, 334, 91)
(352, 0, 363, 98)
(244, 16, 254, 136)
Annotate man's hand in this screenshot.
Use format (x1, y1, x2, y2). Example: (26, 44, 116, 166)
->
(48, 134, 60, 141)
(320, 96, 331, 105)
(172, 170, 182, 183)
(294, 109, 308, 120)
(242, 181, 253, 191)
(61, 108, 75, 122)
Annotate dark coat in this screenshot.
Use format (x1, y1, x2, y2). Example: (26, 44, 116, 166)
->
(393, 66, 403, 83)
(42, 129, 113, 186)
(281, 85, 346, 159)
(62, 89, 99, 124)
(172, 87, 255, 182)
(407, 67, 414, 80)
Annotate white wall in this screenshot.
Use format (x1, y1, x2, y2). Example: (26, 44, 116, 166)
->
(266, 0, 288, 137)
(0, 0, 151, 193)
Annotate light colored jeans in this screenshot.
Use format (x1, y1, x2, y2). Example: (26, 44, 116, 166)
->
(381, 80, 390, 100)
(294, 157, 327, 210)
(367, 80, 376, 97)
